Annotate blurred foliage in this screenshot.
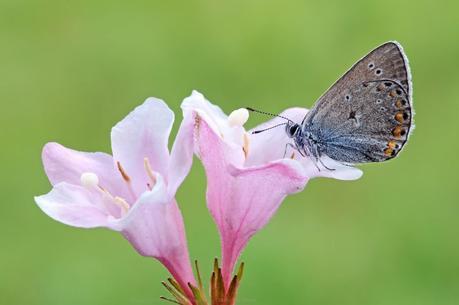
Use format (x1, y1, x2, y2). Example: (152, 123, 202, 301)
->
(1, 0, 458, 304)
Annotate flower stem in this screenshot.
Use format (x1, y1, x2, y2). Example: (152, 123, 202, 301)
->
(161, 259, 245, 305)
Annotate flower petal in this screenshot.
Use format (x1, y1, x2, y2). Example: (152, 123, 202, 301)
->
(111, 98, 174, 197)
(182, 91, 246, 167)
(167, 110, 195, 196)
(182, 90, 229, 136)
(117, 175, 195, 296)
(247, 107, 363, 180)
(42, 142, 129, 198)
(196, 119, 308, 285)
(35, 182, 112, 228)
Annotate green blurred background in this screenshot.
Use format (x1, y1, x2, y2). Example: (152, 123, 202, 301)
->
(1, 0, 458, 304)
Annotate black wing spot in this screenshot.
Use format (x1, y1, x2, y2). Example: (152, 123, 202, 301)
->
(375, 69, 382, 75)
(348, 110, 356, 120)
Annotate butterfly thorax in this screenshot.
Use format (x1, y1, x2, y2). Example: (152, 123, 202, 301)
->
(285, 121, 323, 160)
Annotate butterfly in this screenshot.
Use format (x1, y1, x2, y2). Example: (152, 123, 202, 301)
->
(249, 41, 413, 170)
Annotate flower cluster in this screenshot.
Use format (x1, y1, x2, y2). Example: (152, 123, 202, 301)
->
(35, 91, 362, 304)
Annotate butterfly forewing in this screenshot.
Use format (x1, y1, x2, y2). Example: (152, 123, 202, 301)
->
(304, 41, 413, 164)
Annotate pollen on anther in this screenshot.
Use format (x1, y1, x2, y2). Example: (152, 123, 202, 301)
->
(80, 172, 99, 188)
(117, 161, 131, 182)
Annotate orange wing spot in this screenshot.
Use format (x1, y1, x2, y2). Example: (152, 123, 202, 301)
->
(392, 126, 403, 138)
(389, 90, 397, 97)
(384, 148, 394, 156)
(387, 141, 397, 149)
(395, 112, 404, 123)
(395, 99, 403, 108)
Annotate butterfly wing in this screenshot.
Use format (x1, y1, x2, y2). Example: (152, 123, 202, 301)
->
(304, 41, 413, 164)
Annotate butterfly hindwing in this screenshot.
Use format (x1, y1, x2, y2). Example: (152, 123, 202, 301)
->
(303, 41, 413, 164)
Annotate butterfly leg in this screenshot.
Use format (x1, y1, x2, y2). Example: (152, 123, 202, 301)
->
(299, 143, 322, 172)
(313, 146, 336, 171)
(283, 143, 303, 158)
(318, 158, 336, 171)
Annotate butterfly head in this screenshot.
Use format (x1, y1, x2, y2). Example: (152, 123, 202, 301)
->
(285, 121, 301, 138)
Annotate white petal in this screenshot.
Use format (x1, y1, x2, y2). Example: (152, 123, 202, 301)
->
(35, 183, 111, 228)
(111, 98, 174, 197)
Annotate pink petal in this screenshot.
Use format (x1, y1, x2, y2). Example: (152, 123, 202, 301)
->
(167, 110, 195, 196)
(182, 91, 246, 167)
(118, 176, 195, 297)
(34, 182, 112, 228)
(42, 142, 129, 199)
(111, 98, 174, 197)
(196, 119, 309, 285)
(247, 108, 363, 180)
(182, 91, 229, 136)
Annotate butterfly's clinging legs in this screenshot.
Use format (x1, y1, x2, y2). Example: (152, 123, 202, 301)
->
(283, 143, 305, 158)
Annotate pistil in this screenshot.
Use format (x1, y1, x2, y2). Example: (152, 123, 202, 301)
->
(227, 108, 251, 159)
(228, 108, 249, 127)
(80, 172, 130, 217)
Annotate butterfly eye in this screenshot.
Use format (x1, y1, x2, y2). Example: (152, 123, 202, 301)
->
(289, 125, 299, 136)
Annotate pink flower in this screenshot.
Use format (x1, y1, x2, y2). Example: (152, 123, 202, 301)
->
(182, 91, 362, 287)
(35, 98, 196, 297)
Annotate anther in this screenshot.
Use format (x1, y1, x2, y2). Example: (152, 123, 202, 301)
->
(144, 157, 157, 187)
(228, 108, 249, 127)
(80, 172, 99, 188)
(117, 161, 131, 182)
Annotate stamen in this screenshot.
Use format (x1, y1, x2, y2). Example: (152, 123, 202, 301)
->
(242, 132, 250, 159)
(79, 171, 131, 217)
(80, 172, 99, 188)
(114, 196, 130, 215)
(228, 108, 249, 127)
(144, 157, 157, 187)
(116, 161, 137, 200)
(117, 161, 131, 182)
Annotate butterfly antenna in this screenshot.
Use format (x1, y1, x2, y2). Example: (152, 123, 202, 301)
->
(252, 122, 287, 134)
(246, 107, 294, 124)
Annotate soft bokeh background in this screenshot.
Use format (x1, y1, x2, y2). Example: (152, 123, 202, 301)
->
(1, 0, 458, 304)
